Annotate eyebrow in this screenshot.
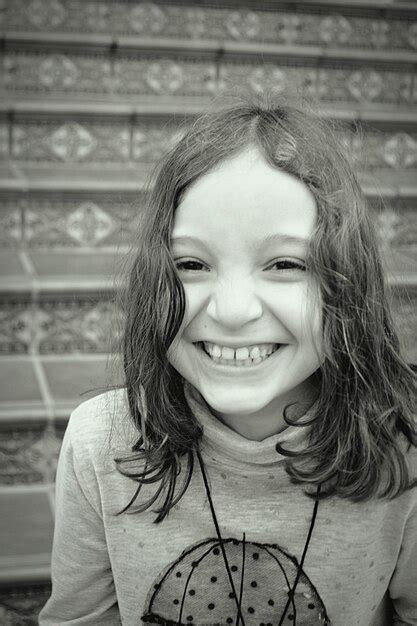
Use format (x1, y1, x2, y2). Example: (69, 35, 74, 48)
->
(171, 233, 308, 250)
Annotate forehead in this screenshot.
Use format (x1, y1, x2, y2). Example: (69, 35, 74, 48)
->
(172, 148, 317, 245)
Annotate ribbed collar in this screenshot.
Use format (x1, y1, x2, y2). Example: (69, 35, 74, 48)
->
(184, 383, 313, 473)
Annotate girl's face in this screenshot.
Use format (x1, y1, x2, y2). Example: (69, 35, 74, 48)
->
(168, 147, 323, 439)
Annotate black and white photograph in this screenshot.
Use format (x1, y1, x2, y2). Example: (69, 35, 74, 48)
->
(0, 1, 416, 624)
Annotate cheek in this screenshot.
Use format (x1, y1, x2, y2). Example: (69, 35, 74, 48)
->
(272, 284, 322, 345)
(176, 284, 205, 331)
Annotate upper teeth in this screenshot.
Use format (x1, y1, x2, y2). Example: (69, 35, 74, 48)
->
(202, 342, 278, 360)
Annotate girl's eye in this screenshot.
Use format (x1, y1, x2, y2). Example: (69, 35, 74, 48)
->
(175, 259, 306, 272)
(267, 260, 306, 272)
(175, 260, 206, 272)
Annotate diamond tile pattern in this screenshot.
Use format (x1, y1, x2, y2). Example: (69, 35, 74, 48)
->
(11, 192, 144, 247)
(3, 1, 417, 51)
(0, 584, 52, 625)
(0, 421, 50, 485)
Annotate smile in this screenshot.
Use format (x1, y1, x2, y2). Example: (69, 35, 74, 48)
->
(194, 342, 283, 368)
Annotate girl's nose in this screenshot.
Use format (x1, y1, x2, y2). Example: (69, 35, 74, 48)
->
(205, 278, 263, 329)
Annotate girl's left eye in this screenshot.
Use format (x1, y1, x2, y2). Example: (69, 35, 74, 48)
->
(266, 260, 306, 272)
(175, 260, 206, 272)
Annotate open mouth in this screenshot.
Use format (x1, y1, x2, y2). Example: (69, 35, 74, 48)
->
(194, 342, 282, 368)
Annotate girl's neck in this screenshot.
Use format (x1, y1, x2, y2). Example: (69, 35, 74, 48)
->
(202, 378, 320, 442)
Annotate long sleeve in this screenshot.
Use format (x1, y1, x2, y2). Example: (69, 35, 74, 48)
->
(389, 492, 417, 624)
(38, 412, 121, 625)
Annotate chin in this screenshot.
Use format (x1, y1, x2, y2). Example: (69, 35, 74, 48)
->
(195, 381, 277, 416)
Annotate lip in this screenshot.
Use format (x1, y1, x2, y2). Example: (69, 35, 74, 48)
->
(193, 342, 285, 375)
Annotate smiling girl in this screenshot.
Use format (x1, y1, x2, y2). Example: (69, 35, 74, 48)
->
(39, 99, 416, 626)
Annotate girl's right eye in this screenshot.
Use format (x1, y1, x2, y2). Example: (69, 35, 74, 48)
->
(175, 260, 207, 272)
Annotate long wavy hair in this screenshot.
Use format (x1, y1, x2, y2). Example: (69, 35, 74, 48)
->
(112, 95, 416, 523)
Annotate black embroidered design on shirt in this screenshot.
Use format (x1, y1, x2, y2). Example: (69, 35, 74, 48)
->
(141, 536, 330, 625)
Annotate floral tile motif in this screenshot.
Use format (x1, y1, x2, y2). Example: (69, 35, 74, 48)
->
(0, 300, 32, 354)
(4, 51, 111, 95)
(12, 120, 130, 163)
(4, 51, 416, 107)
(0, 583, 51, 625)
(0, 201, 23, 247)
(13, 192, 143, 248)
(7, 116, 417, 174)
(0, 421, 54, 485)
(37, 298, 121, 353)
(338, 132, 417, 172)
(3, 1, 417, 52)
(375, 206, 417, 248)
(132, 125, 187, 161)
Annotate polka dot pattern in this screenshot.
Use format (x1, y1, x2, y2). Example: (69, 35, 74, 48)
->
(141, 536, 329, 624)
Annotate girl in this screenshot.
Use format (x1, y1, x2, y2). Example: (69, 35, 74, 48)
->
(39, 98, 416, 626)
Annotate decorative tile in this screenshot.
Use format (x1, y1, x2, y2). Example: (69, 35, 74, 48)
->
(4, 51, 415, 107)
(38, 54, 79, 90)
(144, 59, 184, 94)
(347, 70, 383, 103)
(382, 133, 417, 169)
(66, 202, 115, 245)
(4, 2, 417, 51)
(4, 51, 112, 96)
(226, 10, 261, 40)
(0, 301, 32, 354)
(12, 120, 130, 163)
(0, 201, 23, 247)
(0, 584, 52, 626)
(130, 2, 167, 35)
(47, 122, 97, 161)
(26, 0, 66, 29)
(375, 207, 417, 247)
(8, 116, 417, 175)
(319, 15, 352, 45)
(20, 193, 143, 248)
(340, 132, 417, 172)
(132, 124, 186, 162)
(0, 421, 51, 485)
(37, 298, 121, 353)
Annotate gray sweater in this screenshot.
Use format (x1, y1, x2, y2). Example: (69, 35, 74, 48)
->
(38, 386, 417, 625)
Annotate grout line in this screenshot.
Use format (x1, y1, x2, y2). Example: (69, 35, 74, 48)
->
(30, 355, 61, 503)
(18, 249, 37, 278)
(31, 356, 54, 418)
(0, 482, 52, 494)
(0, 353, 111, 362)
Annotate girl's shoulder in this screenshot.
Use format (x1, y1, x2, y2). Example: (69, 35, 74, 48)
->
(65, 387, 138, 467)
